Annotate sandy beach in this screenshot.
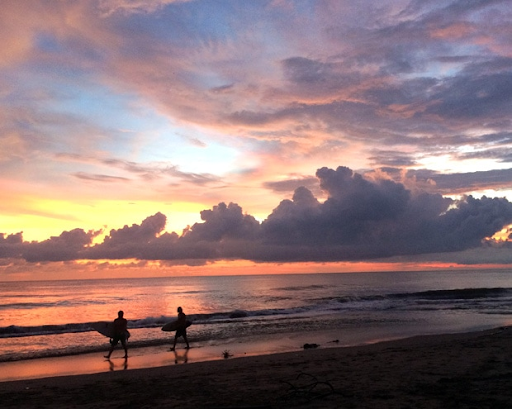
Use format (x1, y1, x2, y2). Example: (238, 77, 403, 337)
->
(1, 327, 512, 408)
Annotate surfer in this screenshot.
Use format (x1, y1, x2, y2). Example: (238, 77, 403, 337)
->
(105, 310, 128, 359)
(170, 306, 190, 351)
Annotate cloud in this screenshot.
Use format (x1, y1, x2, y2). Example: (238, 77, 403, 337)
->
(263, 176, 319, 194)
(4, 166, 512, 264)
(183, 202, 260, 242)
(368, 151, 418, 167)
(55, 153, 223, 188)
(397, 168, 512, 195)
(21, 229, 97, 262)
(84, 212, 180, 259)
(98, 0, 190, 16)
(73, 172, 131, 183)
(0, 233, 24, 259)
(425, 70, 512, 120)
(3, 0, 512, 269)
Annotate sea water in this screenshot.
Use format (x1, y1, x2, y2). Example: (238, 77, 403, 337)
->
(1, 270, 512, 363)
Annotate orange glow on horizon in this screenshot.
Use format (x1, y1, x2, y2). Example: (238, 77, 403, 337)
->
(1, 258, 511, 282)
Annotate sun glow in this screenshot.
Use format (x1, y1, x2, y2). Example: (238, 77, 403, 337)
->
(489, 225, 512, 242)
(1, 197, 205, 242)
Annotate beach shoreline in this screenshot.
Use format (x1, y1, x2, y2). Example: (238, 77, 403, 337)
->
(0, 323, 420, 383)
(0, 328, 361, 383)
(2, 326, 512, 408)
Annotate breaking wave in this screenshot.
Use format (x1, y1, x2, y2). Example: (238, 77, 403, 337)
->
(3, 287, 511, 339)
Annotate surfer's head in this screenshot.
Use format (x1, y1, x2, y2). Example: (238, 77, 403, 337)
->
(118, 310, 124, 318)
(177, 307, 183, 313)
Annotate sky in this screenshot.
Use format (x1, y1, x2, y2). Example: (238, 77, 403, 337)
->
(2, 0, 512, 280)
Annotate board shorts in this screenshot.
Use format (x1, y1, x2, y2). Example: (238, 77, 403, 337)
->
(176, 327, 187, 338)
(110, 331, 128, 346)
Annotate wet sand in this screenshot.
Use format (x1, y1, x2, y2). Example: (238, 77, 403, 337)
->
(1, 326, 512, 408)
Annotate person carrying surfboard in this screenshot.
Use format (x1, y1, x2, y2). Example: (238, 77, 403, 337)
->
(105, 310, 128, 359)
(170, 306, 190, 351)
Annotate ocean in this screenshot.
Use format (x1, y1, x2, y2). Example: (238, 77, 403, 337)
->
(1, 270, 512, 364)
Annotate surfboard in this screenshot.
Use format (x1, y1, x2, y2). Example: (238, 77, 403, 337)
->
(161, 319, 192, 332)
(92, 322, 130, 339)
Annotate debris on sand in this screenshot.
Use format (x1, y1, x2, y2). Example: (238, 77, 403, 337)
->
(302, 343, 319, 349)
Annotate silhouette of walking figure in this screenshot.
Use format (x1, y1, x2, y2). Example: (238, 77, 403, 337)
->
(170, 306, 190, 351)
(105, 310, 129, 359)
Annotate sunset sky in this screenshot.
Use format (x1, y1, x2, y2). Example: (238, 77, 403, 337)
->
(2, 0, 512, 280)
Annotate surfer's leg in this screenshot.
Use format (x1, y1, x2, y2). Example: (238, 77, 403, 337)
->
(121, 338, 128, 358)
(170, 333, 178, 351)
(105, 336, 119, 358)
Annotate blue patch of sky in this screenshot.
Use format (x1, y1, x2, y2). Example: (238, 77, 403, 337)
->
(401, 42, 479, 81)
(33, 29, 107, 66)
(402, 58, 463, 81)
(44, 84, 144, 152)
(8, 58, 239, 176)
(41, 78, 239, 175)
(117, 0, 242, 46)
(59, 87, 241, 175)
(34, 32, 63, 53)
(7, 69, 149, 158)
(144, 127, 239, 175)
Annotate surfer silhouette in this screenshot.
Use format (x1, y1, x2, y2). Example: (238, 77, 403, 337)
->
(170, 306, 190, 351)
(105, 310, 128, 359)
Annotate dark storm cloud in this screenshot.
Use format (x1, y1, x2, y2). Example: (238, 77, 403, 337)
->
(22, 229, 96, 262)
(262, 176, 319, 194)
(0, 232, 23, 245)
(0, 233, 23, 258)
(84, 212, 180, 260)
(182, 202, 261, 242)
(5, 166, 512, 264)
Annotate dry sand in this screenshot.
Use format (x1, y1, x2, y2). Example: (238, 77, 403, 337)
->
(1, 326, 512, 408)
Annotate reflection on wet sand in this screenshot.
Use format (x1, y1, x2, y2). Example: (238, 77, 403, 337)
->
(173, 348, 189, 364)
(106, 357, 128, 371)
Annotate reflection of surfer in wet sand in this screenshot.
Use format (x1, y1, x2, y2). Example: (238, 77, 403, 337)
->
(170, 306, 190, 351)
(108, 358, 128, 371)
(105, 310, 128, 359)
(173, 348, 189, 364)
